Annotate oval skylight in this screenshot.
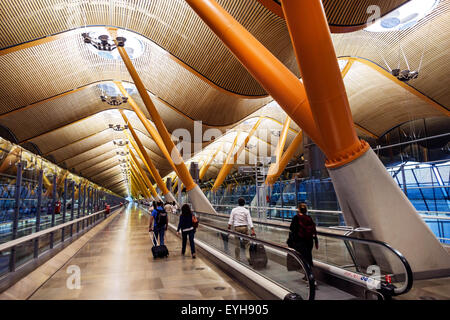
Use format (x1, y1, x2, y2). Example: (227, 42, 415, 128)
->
(97, 81, 137, 96)
(365, 0, 439, 32)
(83, 27, 145, 60)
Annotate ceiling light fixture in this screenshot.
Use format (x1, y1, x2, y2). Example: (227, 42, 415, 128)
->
(365, 0, 439, 33)
(81, 27, 144, 60)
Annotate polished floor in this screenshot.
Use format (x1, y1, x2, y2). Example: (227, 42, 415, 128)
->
(29, 204, 257, 300)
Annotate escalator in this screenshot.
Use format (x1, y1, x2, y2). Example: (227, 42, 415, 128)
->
(171, 209, 413, 300)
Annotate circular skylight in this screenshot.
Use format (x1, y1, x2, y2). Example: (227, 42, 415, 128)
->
(365, 0, 439, 32)
(83, 27, 145, 60)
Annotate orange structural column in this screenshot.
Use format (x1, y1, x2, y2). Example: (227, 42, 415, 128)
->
(184, 0, 324, 151)
(266, 130, 303, 185)
(120, 109, 171, 196)
(115, 47, 197, 192)
(128, 146, 159, 198)
(212, 133, 240, 191)
(265, 116, 291, 184)
(114, 82, 178, 175)
(280, 0, 369, 168)
(199, 147, 222, 180)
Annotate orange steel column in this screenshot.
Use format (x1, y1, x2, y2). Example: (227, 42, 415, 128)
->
(130, 173, 148, 199)
(280, 0, 368, 168)
(199, 147, 222, 180)
(115, 48, 197, 192)
(266, 116, 291, 183)
(212, 118, 262, 190)
(120, 110, 171, 196)
(266, 130, 303, 185)
(128, 146, 159, 198)
(130, 161, 153, 199)
(184, 0, 324, 151)
(124, 130, 155, 181)
(114, 82, 178, 175)
(212, 133, 240, 191)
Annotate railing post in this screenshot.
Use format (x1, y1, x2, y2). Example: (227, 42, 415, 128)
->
(33, 169, 43, 258)
(61, 178, 67, 243)
(401, 165, 408, 196)
(77, 182, 81, 233)
(70, 181, 75, 237)
(82, 185, 86, 230)
(10, 161, 23, 272)
(49, 174, 57, 249)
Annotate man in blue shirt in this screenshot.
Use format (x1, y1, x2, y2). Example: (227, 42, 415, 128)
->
(149, 201, 168, 246)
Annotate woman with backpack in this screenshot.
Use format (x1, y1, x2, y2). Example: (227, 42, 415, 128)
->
(176, 204, 198, 259)
(288, 202, 318, 278)
(149, 201, 168, 246)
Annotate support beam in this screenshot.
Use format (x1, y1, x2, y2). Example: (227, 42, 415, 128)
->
(114, 82, 179, 175)
(281, 0, 367, 168)
(212, 133, 240, 191)
(120, 109, 176, 202)
(114, 38, 215, 213)
(128, 146, 160, 200)
(266, 130, 303, 185)
(130, 162, 153, 200)
(184, 0, 324, 151)
(265, 116, 291, 184)
(199, 146, 222, 180)
(280, 0, 450, 273)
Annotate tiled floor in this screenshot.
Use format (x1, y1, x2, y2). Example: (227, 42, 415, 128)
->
(29, 204, 257, 300)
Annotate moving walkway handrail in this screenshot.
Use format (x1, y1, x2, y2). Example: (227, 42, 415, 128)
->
(163, 208, 315, 300)
(193, 209, 413, 297)
(0, 205, 121, 252)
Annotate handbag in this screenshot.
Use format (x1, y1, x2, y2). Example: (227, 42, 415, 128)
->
(192, 214, 199, 229)
(287, 231, 296, 248)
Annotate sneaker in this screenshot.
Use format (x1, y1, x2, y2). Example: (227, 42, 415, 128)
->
(192, 253, 196, 259)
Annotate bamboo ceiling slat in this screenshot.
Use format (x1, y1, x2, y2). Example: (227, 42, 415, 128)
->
(75, 149, 119, 172)
(0, 32, 270, 125)
(333, 1, 450, 110)
(64, 141, 115, 169)
(345, 61, 445, 136)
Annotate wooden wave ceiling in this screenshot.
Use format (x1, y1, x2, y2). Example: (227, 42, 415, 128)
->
(0, 0, 448, 195)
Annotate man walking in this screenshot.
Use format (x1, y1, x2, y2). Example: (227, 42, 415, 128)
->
(228, 198, 255, 260)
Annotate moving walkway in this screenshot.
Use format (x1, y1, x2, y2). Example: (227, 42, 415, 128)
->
(142, 205, 413, 300)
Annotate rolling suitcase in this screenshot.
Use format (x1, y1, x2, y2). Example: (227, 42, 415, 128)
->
(151, 231, 169, 259)
(248, 242, 268, 270)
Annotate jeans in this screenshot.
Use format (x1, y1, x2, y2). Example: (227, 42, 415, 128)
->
(153, 226, 166, 246)
(181, 229, 195, 255)
(234, 226, 250, 261)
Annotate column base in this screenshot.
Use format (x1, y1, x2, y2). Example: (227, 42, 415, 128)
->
(163, 192, 177, 204)
(328, 148, 450, 274)
(188, 185, 217, 214)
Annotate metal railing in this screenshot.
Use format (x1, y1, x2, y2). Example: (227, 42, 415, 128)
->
(140, 204, 315, 300)
(0, 205, 122, 277)
(194, 209, 414, 298)
(211, 204, 450, 243)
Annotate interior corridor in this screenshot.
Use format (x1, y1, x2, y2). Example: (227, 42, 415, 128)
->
(28, 204, 256, 300)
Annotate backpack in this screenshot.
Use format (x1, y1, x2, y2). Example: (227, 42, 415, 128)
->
(155, 207, 167, 227)
(297, 215, 316, 240)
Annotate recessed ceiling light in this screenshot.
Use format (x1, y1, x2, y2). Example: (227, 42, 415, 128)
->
(365, 0, 439, 32)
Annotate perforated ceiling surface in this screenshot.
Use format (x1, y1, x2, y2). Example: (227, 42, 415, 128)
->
(0, 0, 448, 195)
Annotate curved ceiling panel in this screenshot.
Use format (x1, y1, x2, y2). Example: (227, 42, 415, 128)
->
(0, 0, 290, 96)
(0, 31, 271, 126)
(333, 0, 450, 109)
(344, 61, 444, 136)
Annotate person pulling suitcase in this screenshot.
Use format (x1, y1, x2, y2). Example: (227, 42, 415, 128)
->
(149, 201, 169, 259)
